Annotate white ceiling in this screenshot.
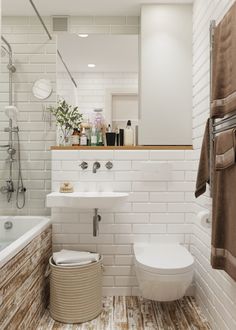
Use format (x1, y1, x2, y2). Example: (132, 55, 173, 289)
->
(2, 0, 193, 16)
(57, 34, 139, 72)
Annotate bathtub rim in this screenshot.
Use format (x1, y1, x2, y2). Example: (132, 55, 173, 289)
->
(0, 216, 51, 269)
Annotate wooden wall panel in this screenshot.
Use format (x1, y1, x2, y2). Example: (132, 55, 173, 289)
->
(0, 227, 52, 330)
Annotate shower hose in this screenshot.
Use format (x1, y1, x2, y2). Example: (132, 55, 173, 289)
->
(15, 129, 26, 209)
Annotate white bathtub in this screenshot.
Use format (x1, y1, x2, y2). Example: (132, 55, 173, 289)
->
(0, 216, 51, 268)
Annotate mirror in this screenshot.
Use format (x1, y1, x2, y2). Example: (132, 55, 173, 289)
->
(57, 33, 139, 131)
(32, 79, 53, 100)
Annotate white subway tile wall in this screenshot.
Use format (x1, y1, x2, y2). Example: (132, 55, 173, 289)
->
(51, 150, 195, 296)
(193, 1, 236, 329)
(70, 16, 140, 35)
(57, 72, 138, 119)
(0, 16, 57, 216)
(0, 15, 139, 215)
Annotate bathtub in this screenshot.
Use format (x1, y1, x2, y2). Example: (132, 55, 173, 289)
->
(0, 216, 51, 268)
(0, 216, 52, 329)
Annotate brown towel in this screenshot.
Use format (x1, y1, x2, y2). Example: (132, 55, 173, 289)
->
(195, 119, 210, 198)
(211, 128, 236, 280)
(211, 2, 236, 118)
(215, 129, 236, 170)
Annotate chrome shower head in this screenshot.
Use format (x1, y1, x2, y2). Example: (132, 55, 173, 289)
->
(1, 48, 6, 57)
(5, 106, 19, 122)
(1, 45, 8, 58)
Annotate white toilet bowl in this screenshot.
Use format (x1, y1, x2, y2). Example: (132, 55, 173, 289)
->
(134, 243, 194, 302)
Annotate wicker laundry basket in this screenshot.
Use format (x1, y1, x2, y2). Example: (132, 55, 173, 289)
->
(49, 256, 103, 324)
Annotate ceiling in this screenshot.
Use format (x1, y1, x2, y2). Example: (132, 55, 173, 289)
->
(2, 0, 193, 16)
(57, 34, 139, 72)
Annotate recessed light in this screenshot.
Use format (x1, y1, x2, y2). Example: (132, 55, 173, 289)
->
(78, 34, 88, 38)
(88, 64, 96, 68)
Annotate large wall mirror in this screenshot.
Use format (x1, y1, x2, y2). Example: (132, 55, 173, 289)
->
(57, 33, 139, 133)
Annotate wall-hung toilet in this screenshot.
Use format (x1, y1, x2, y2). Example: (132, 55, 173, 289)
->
(134, 243, 194, 302)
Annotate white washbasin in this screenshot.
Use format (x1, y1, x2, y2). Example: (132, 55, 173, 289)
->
(46, 191, 129, 209)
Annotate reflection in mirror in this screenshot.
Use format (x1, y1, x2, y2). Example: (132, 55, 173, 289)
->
(57, 33, 139, 132)
(32, 79, 53, 100)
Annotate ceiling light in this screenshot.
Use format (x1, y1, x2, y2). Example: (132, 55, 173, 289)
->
(78, 34, 88, 38)
(88, 64, 96, 68)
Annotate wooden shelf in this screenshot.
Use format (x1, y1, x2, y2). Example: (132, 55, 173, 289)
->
(50, 145, 193, 150)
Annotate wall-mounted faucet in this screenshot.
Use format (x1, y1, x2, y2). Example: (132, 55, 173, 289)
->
(93, 162, 101, 173)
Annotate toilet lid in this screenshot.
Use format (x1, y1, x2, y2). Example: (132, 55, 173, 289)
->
(134, 243, 194, 275)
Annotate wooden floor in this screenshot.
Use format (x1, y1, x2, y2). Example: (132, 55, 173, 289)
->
(37, 296, 211, 330)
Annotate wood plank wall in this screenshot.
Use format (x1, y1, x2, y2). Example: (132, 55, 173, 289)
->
(0, 226, 52, 329)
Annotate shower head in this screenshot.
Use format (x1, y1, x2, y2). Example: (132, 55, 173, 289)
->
(5, 106, 19, 122)
(1, 48, 7, 58)
(1, 45, 16, 72)
(1, 45, 9, 58)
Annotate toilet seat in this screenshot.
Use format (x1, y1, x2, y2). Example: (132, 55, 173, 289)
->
(134, 243, 194, 275)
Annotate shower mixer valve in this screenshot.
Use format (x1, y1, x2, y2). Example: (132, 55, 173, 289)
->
(0, 179, 14, 194)
(4, 126, 19, 133)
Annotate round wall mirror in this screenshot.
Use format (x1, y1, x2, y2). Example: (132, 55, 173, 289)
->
(32, 79, 53, 100)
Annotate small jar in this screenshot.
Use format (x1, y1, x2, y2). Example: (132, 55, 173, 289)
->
(71, 129, 80, 146)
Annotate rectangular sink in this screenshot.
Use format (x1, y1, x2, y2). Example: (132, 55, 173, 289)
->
(46, 192, 129, 209)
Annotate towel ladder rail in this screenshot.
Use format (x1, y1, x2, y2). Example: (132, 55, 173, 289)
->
(209, 20, 236, 195)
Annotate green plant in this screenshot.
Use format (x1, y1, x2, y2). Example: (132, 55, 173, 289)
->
(49, 99, 83, 130)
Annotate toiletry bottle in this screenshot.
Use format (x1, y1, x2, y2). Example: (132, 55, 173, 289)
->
(124, 120, 134, 146)
(119, 129, 124, 146)
(115, 126, 120, 146)
(91, 126, 98, 146)
(71, 129, 80, 146)
(80, 127, 87, 146)
(98, 131, 104, 146)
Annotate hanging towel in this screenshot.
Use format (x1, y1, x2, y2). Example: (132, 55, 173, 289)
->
(195, 120, 236, 280)
(211, 128, 236, 280)
(53, 249, 100, 266)
(211, 2, 236, 118)
(195, 119, 210, 198)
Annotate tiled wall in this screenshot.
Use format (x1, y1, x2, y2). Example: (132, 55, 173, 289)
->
(0, 16, 57, 216)
(57, 72, 138, 118)
(0, 15, 139, 216)
(192, 1, 236, 329)
(51, 149, 196, 295)
(69, 16, 139, 35)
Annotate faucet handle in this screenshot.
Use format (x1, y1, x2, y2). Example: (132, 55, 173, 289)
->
(79, 161, 88, 170)
(105, 161, 113, 170)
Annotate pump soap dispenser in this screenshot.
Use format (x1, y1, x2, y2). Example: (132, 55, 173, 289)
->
(124, 120, 134, 146)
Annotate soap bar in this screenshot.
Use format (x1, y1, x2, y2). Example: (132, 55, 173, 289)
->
(60, 182, 74, 193)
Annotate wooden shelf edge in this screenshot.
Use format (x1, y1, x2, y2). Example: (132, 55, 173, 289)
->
(50, 145, 193, 150)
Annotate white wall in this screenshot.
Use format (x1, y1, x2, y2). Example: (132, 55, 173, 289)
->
(57, 72, 138, 122)
(69, 15, 139, 35)
(192, 1, 236, 329)
(51, 149, 195, 296)
(140, 5, 193, 145)
(0, 16, 57, 216)
(0, 15, 139, 215)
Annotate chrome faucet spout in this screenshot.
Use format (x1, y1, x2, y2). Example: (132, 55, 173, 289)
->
(93, 161, 101, 173)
